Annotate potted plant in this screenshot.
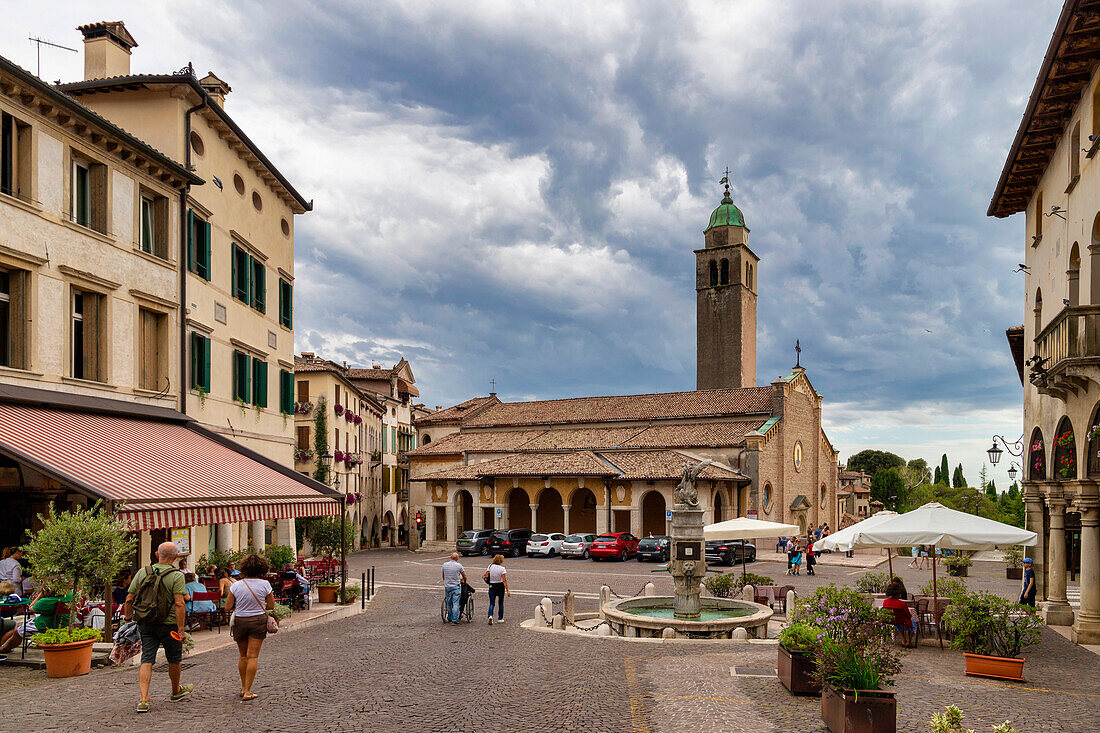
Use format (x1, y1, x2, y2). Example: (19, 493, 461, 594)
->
(854, 572, 891, 594)
(942, 591, 1042, 681)
(1003, 546, 1024, 580)
(307, 518, 354, 603)
(338, 584, 361, 604)
(777, 623, 823, 695)
(23, 504, 136, 678)
(333, 403, 344, 416)
(944, 553, 972, 577)
(264, 544, 296, 572)
(928, 705, 1021, 733)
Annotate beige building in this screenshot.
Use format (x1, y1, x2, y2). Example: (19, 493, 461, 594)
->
(409, 183, 840, 545)
(990, 0, 1100, 643)
(0, 39, 336, 564)
(58, 21, 315, 552)
(292, 353, 384, 549)
(837, 470, 871, 526)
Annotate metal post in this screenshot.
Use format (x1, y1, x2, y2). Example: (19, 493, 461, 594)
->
(340, 506, 347, 600)
(361, 572, 366, 608)
(371, 565, 375, 597)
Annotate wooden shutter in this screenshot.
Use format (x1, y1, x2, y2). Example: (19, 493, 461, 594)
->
(253, 359, 268, 407)
(82, 292, 100, 381)
(202, 335, 211, 391)
(187, 210, 195, 272)
(297, 380, 309, 402)
(201, 220, 212, 280)
(8, 270, 25, 370)
(90, 163, 107, 234)
(297, 425, 310, 450)
(154, 196, 169, 259)
(252, 259, 265, 313)
(139, 309, 158, 390)
(233, 351, 250, 402)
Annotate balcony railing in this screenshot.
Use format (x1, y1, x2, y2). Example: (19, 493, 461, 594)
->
(1033, 305, 1100, 397)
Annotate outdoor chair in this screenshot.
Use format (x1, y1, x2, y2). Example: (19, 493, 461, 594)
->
(187, 591, 224, 633)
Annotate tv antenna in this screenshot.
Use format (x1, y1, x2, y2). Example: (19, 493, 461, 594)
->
(28, 36, 77, 78)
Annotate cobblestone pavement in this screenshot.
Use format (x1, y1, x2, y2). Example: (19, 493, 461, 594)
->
(2, 550, 1093, 732)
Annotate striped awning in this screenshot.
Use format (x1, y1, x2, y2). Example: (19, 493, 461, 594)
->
(0, 402, 339, 531)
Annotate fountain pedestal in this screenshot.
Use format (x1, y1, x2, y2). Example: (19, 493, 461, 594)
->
(669, 502, 706, 619)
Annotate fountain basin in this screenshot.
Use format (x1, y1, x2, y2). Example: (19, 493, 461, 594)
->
(602, 595, 772, 639)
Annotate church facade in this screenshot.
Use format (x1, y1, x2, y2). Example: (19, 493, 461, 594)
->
(408, 183, 840, 543)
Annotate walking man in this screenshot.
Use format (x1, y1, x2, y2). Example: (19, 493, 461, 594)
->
(1020, 557, 1037, 607)
(124, 541, 192, 712)
(442, 552, 467, 624)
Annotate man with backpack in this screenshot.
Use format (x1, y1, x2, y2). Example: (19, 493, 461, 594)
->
(123, 541, 192, 712)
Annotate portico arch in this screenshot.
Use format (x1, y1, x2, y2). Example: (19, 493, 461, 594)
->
(1089, 403, 1100, 478)
(641, 490, 666, 537)
(569, 487, 597, 533)
(506, 487, 529, 529)
(1070, 242, 1082, 306)
(1054, 416, 1077, 480)
(536, 487, 564, 533)
(1029, 427, 1046, 481)
(454, 488, 474, 534)
(383, 510, 395, 546)
(713, 488, 725, 523)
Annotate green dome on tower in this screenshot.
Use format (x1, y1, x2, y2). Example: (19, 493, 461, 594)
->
(705, 190, 745, 231)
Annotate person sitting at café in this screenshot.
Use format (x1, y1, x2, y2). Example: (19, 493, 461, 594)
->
(883, 580, 916, 648)
(0, 581, 19, 636)
(113, 570, 134, 607)
(216, 569, 232, 599)
(184, 573, 217, 616)
(891, 576, 909, 601)
(0, 586, 70, 657)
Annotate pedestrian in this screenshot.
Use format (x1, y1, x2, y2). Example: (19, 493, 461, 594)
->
(483, 554, 510, 625)
(441, 552, 467, 624)
(123, 541, 192, 713)
(908, 545, 919, 569)
(226, 553, 275, 702)
(918, 544, 930, 570)
(1020, 557, 1037, 607)
(785, 537, 795, 573)
(791, 546, 803, 575)
(0, 547, 23, 591)
(805, 541, 816, 576)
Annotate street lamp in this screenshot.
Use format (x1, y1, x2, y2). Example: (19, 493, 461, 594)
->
(987, 434, 1024, 465)
(1007, 462, 1020, 483)
(987, 441, 1003, 466)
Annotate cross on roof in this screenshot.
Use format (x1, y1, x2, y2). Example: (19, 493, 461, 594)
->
(795, 339, 802, 368)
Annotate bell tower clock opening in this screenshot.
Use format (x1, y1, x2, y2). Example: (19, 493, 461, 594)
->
(695, 172, 758, 390)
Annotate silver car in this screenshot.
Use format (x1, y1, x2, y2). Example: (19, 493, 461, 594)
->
(560, 533, 597, 559)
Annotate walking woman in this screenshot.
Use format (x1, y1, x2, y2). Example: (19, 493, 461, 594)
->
(225, 554, 274, 701)
(483, 554, 510, 625)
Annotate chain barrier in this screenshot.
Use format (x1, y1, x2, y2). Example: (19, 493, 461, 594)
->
(606, 584, 649, 600)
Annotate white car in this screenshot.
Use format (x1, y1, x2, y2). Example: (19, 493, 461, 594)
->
(526, 533, 568, 557)
(561, 533, 597, 559)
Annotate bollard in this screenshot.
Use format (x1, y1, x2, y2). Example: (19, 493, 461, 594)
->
(661, 627, 678, 639)
(563, 590, 575, 624)
(643, 582, 656, 597)
(600, 585, 611, 608)
(361, 572, 366, 608)
(541, 597, 553, 625)
(597, 623, 612, 637)
(535, 604, 546, 626)
(371, 566, 375, 597)
(742, 584, 755, 602)
(732, 627, 749, 641)
(552, 613, 564, 630)
(785, 589, 796, 614)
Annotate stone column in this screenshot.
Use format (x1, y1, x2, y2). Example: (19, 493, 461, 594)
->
(596, 505, 609, 535)
(445, 496, 456, 543)
(215, 524, 233, 553)
(276, 519, 296, 552)
(1073, 503, 1100, 644)
(1023, 487, 1046, 598)
(472, 496, 482, 530)
(426, 505, 437, 542)
(561, 506, 571, 535)
(251, 521, 266, 551)
(630, 506, 641, 537)
(1043, 498, 1075, 625)
(529, 504, 538, 532)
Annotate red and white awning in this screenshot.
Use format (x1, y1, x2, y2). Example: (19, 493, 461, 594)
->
(0, 403, 339, 531)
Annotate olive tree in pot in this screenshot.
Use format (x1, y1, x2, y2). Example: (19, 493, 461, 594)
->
(776, 623, 823, 695)
(1003, 546, 1024, 580)
(24, 504, 136, 678)
(942, 590, 1042, 681)
(307, 518, 354, 603)
(944, 553, 972, 577)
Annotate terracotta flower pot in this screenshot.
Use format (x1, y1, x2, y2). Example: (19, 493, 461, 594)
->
(317, 584, 338, 604)
(962, 652, 1025, 681)
(821, 684, 896, 733)
(1006, 567, 1023, 580)
(778, 645, 821, 695)
(947, 566, 968, 577)
(40, 638, 96, 678)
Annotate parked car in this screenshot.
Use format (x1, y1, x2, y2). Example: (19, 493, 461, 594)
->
(636, 536, 671, 562)
(486, 529, 533, 557)
(456, 529, 495, 556)
(527, 532, 568, 557)
(561, 533, 598, 559)
(589, 532, 640, 561)
(705, 539, 757, 566)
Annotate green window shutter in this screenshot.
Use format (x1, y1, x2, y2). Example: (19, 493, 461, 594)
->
(186, 210, 195, 273)
(279, 279, 293, 329)
(231, 245, 237, 299)
(233, 351, 251, 402)
(201, 220, 212, 280)
(202, 335, 211, 392)
(252, 259, 266, 313)
(252, 360, 268, 407)
(382, 427, 386, 453)
(189, 332, 199, 390)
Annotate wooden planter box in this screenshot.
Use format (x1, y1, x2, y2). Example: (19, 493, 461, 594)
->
(963, 652, 1025, 681)
(821, 684, 896, 733)
(40, 638, 96, 678)
(1006, 567, 1023, 580)
(778, 645, 820, 695)
(947, 565, 968, 577)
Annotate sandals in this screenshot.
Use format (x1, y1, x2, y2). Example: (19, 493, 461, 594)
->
(241, 693, 258, 702)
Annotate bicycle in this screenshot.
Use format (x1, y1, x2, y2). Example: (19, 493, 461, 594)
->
(440, 582, 475, 623)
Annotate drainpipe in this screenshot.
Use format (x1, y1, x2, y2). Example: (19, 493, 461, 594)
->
(180, 91, 208, 414)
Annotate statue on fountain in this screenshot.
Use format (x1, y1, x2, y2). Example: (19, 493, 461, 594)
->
(675, 459, 712, 507)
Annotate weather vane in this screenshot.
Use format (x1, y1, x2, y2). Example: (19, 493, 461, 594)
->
(719, 166, 732, 196)
(795, 339, 801, 368)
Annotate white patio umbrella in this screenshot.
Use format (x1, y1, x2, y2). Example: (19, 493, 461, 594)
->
(703, 516, 800, 578)
(829, 502, 1037, 647)
(815, 510, 899, 574)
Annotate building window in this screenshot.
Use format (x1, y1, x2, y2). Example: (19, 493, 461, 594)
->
(279, 279, 292, 329)
(297, 425, 310, 450)
(1034, 190, 1043, 244)
(1, 112, 31, 201)
(279, 369, 294, 414)
(139, 191, 169, 259)
(1071, 122, 1082, 184)
(252, 359, 268, 408)
(708, 260, 718, 287)
(232, 350, 251, 402)
(252, 258, 266, 313)
(0, 268, 28, 369)
(187, 210, 211, 280)
(190, 332, 211, 393)
(232, 245, 266, 312)
(138, 308, 167, 391)
(71, 153, 107, 233)
(297, 379, 309, 402)
(71, 288, 104, 381)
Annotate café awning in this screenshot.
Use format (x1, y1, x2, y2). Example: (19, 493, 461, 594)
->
(0, 389, 339, 531)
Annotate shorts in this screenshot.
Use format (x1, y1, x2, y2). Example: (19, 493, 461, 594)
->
(138, 624, 183, 665)
(231, 613, 268, 642)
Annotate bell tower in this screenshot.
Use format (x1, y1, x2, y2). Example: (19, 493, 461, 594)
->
(695, 174, 758, 390)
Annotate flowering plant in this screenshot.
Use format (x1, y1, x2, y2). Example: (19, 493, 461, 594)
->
(345, 411, 355, 422)
(1057, 452, 1075, 478)
(293, 401, 314, 415)
(1090, 423, 1100, 442)
(334, 449, 345, 462)
(344, 452, 362, 467)
(293, 448, 315, 462)
(777, 622, 823, 653)
(1055, 429, 1074, 448)
(354, 414, 363, 425)
(334, 403, 344, 416)
(1031, 439, 1045, 475)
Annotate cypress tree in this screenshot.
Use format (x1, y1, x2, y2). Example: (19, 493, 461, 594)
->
(939, 454, 950, 485)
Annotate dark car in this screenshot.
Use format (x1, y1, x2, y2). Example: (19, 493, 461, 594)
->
(705, 539, 757, 566)
(486, 529, 533, 557)
(456, 529, 495, 556)
(636, 536, 670, 562)
(589, 532, 640, 561)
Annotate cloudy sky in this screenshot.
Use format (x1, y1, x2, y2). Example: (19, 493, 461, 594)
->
(5, 1, 1058, 484)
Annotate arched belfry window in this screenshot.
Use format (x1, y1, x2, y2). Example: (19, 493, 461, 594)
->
(1088, 403, 1100, 478)
(747, 263, 754, 290)
(720, 259, 729, 285)
(1054, 416, 1077, 480)
(1069, 242, 1081, 307)
(1029, 427, 1046, 481)
(709, 261, 718, 287)
(1034, 288, 1043, 337)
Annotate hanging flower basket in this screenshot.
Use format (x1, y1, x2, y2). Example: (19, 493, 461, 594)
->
(354, 415, 363, 425)
(345, 411, 355, 422)
(334, 450, 345, 462)
(293, 448, 315, 462)
(334, 403, 344, 416)
(294, 401, 314, 415)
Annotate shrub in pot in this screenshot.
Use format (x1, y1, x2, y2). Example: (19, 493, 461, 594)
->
(338, 585, 361, 604)
(942, 591, 1041, 681)
(944, 553, 972, 577)
(1003, 546, 1024, 580)
(919, 577, 968, 600)
(776, 622, 823, 695)
(928, 705, 1021, 733)
(264, 544, 297, 572)
(854, 572, 891, 594)
(702, 572, 774, 600)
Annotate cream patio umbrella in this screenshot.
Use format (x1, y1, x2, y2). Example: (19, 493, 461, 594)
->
(703, 516, 800, 578)
(814, 510, 899, 573)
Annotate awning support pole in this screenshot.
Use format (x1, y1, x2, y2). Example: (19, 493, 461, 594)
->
(340, 505, 347, 600)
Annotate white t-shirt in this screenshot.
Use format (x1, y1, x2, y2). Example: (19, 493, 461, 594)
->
(486, 564, 506, 584)
(0, 557, 21, 586)
(229, 578, 272, 617)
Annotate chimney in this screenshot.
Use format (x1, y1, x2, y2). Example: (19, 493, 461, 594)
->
(199, 72, 231, 106)
(78, 21, 137, 80)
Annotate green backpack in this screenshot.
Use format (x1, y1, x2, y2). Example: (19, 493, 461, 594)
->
(131, 565, 180, 624)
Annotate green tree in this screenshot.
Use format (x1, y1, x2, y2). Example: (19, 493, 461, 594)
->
(986, 479, 997, 497)
(847, 449, 906, 477)
(871, 469, 906, 510)
(952, 464, 967, 488)
(978, 463, 988, 491)
(939, 454, 951, 485)
(313, 395, 329, 484)
(907, 458, 931, 484)
(933, 464, 943, 485)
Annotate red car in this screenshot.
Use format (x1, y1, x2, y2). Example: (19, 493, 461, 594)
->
(589, 532, 640, 561)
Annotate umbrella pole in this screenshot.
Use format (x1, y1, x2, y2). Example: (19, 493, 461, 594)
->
(933, 555, 942, 649)
(887, 548, 893, 577)
(742, 546, 747, 581)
